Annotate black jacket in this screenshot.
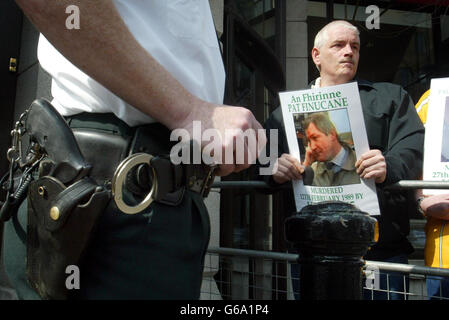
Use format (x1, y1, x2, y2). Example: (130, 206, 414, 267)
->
(259, 79, 425, 260)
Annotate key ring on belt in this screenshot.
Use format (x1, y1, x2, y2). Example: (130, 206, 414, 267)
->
(111, 153, 157, 214)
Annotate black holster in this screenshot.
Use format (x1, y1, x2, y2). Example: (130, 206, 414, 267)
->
(24, 111, 211, 299)
(26, 174, 110, 300)
(24, 116, 173, 299)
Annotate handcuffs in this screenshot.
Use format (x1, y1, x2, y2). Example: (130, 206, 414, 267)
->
(111, 153, 157, 214)
(111, 153, 217, 214)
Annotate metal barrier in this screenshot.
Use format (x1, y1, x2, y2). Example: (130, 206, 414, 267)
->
(204, 180, 449, 300)
(211, 180, 449, 190)
(201, 247, 449, 300)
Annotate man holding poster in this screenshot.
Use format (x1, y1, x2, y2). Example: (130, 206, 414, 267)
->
(262, 20, 424, 300)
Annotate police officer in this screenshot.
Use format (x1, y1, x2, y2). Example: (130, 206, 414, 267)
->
(4, 0, 266, 299)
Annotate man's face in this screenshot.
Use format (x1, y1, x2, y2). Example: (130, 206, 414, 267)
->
(306, 122, 339, 162)
(313, 25, 360, 84)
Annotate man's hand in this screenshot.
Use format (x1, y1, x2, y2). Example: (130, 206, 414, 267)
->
(355, 149, 386, 183)
(272, 154, 304, 184)
(303, 144, 316, 167)
(420, 194, 449, 220)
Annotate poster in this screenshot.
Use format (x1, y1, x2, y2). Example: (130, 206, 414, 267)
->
(278, 82, 380, 216)
(422, 77, 449, 195)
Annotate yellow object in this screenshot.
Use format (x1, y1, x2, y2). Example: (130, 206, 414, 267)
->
(374, 220, 379, 243)
(416, 89, 449, 268)
(415, 89, 430, 125)
(425, 219, 449, 268)
(9, 58, 17, 73)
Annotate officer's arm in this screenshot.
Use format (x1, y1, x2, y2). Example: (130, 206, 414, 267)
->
(15, 0, 266, 176)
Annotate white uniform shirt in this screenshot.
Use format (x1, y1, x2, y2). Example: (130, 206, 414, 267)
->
(37, 0, 225, 127)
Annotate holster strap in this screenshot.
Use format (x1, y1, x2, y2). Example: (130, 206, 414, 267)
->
(46, 177, 99, 232)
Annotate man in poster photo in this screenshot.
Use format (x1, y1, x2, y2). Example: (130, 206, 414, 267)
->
(301, 112, 360, 186)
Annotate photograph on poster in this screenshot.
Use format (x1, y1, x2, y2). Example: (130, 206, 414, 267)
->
(293, 109, 360, 186)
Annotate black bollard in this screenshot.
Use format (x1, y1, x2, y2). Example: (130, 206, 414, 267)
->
(284, 201, 377, 300)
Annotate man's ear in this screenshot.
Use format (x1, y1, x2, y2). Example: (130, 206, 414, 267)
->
(330, 129, 338, 141)
(311, 47, 320, 69)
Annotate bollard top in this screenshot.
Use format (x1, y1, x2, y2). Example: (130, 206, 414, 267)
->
(299, 200, 366, 216)
(284, 201, 377, 256)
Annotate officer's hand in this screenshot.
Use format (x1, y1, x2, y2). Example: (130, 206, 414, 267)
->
(178, 102, 266, 177)
(272, 154, 304, 184)
(355, 149, 386, 183)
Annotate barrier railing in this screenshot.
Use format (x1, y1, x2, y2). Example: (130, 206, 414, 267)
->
(204, 179, 449, 300)
(201, 246, 449, 300)
(212, 180, 449, 190)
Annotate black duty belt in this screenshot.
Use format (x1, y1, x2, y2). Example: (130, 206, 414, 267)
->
(67, 112, 217, 214)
